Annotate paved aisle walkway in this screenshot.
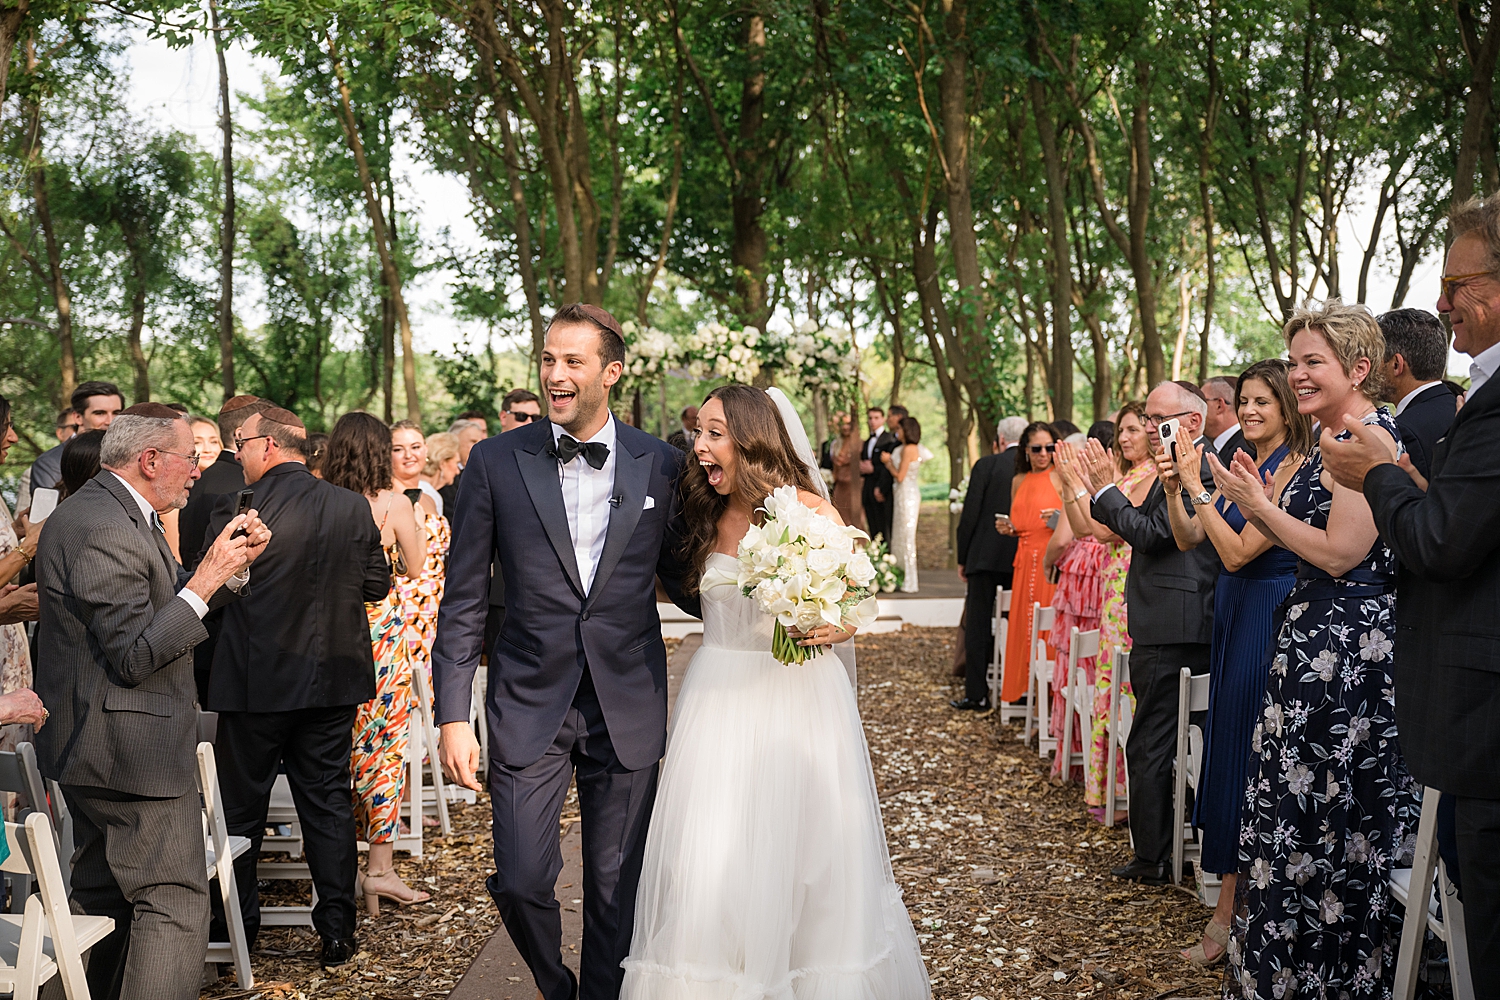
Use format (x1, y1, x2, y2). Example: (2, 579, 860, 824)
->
(447, 635, 701, 1000)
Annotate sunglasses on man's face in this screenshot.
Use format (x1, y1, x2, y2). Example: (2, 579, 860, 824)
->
(1029, 444, 1056, 454)
(507, 411, 542, 423)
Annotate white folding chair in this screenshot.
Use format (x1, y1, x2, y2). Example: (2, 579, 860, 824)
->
(1171, 667, 1211, 886)
(258, 775, 315, 928)
(1394, 788, 1474, 1000)
(412, 666, 459, 830)
(1055, 627, 1100, 785)
(1104, 647, 1132, 828)
(0, 813, 114, 999)
(0, 745, 64, 909)
(471, 670, 490, 774)
(987, 587, 1011, 712)
(197, 743, 253, 990)
(1022, 605, 1056, 756)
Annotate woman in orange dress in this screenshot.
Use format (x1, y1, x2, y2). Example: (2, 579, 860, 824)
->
(998, 422, 1065, 703)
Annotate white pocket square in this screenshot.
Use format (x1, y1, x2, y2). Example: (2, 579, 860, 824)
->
(643, 495, 657, 511)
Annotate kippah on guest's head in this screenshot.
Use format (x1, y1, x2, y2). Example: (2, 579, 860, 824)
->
(220, 394, 265, 415)
(120, 402, 187, 420)
(260, 405, 306, 432)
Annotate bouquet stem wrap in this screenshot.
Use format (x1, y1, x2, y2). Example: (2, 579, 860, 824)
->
(772, 621, 814, 665)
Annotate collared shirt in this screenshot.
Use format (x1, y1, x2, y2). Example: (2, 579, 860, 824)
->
(1469, 339, 1500, 397)
(418, 480, 444, 517)
(109, 472, 246, 619)
(1394, 381, 1442, 416)
(1212, 424, 1241, 454)
(551, 418, 618, 593)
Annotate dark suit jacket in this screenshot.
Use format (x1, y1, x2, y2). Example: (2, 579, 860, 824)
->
(201, 461, 389, 712)
(1365, 375, 1500, 799)
(1215, 427, 1252, 465)
(860, 432, 898, 505)
(431, 417, 699, 771)
(178, 451, 245, 572)
(438, 470, 461, 513)
(1091, 440, 1221, 647)
(34, 472, 241, 797)
(955, 447, 1018, 575)
(1394, 382, 1459, 480)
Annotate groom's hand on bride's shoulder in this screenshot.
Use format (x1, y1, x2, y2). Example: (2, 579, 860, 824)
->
(439, 721, 484, 792)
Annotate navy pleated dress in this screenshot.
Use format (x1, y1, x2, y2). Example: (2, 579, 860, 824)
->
(1192, 443, 1296, 876)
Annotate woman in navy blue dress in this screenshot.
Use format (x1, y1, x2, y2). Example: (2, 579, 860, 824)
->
(1160, 359, 1312, 965)
(1213, 301, 1421, 1000)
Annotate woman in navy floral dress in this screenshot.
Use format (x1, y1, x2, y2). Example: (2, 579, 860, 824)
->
(1213, 300, 1421, 999)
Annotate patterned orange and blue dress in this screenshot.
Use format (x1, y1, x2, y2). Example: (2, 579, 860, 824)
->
(351, 506, 451, 846)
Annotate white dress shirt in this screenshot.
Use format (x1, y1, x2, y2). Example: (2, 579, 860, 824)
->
(1469, 339, 1500, 397)
(109, 472, 246, 619)
(552, 418, 618, 593)
(418, 480, 444, 517)
(1394, 381, 1441, 416)
(1212, 424, 1241, 454)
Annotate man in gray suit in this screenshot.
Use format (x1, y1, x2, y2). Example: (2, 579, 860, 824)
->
(1079, 381, 1219, 885)
(34, 403, 271, 1000)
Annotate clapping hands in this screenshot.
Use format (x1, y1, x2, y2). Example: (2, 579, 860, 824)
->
(1209, 450, 1273, 512)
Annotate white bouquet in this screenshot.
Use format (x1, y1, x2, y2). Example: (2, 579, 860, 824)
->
(736, 485, 880, 664)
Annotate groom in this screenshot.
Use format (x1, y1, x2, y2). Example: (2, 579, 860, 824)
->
(433, 303, 698, 1000)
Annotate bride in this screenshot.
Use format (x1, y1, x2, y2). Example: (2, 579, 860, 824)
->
(620, 384, 929, 1000)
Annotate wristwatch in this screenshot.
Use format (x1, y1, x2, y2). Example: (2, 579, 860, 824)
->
(1189, 490, 1213, 506)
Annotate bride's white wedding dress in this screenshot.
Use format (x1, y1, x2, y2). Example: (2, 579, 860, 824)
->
(620, 553, 930, 1000)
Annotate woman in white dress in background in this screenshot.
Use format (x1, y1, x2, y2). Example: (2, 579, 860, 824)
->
(881, 415, 931, 593)
(621, 384, 929, 1000)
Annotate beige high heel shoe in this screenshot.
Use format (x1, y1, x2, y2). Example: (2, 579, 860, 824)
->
(1181, 919, 1229, 966)
(359, 868, 432, 917)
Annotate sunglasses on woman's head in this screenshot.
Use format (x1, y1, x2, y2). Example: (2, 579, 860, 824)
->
(1029, 444, 1056, 454)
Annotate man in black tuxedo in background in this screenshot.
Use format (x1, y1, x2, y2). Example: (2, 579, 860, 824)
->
(1201, 376, 1249, 461)
(201, 405, 389, 969)
(860, 405, 901, 545)
(482, 388, 545, 661)
(951, 415, 1027, 711)
(1377, 307, 1457, 480)
(1324, 201, 1500, 994)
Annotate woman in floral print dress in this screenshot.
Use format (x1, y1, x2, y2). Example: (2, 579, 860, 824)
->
(1213, 301, 1420, 998)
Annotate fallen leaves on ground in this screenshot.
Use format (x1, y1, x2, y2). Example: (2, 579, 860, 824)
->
(857, 626, 1223, 1000)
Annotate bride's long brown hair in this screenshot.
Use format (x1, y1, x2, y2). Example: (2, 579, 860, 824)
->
(680, 384, 821, 594)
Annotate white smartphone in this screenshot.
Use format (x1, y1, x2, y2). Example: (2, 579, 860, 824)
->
(29, 487, 59, 522)
(1156, 418, 1180, 459)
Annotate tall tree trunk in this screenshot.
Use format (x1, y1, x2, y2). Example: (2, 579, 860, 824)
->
(24, 69, 73, 402)
(0, 0, 28, 112)
(1453, 0, 1500, 206)
(1172, 271, 1191, 381)
(1028, 69, 1073, 419)
(381, 273, 395, 423)
(732, 13, 771, 335)
(127, 262, 149, 402)
(211, 0, 235, 399)
(638, 70, 685, 324)
(327, 31, 420, 422)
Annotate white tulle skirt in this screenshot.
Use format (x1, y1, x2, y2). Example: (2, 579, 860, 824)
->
(621, 642, 930, 1000)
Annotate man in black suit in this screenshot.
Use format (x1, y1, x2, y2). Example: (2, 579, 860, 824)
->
(35, 403, 269, 1000)
(1377, 307, 1457, 480)
(1324, 207, 1500, 993)
(1202, 376, 1249, 461)
(434, 304, 698, 1000)
(951, 416, 1027, 710)
(860, 405, 900, 545)
(201, 405, 389, 969)
(481, 389, 545, 661)
(1081, 381, 1219, 885)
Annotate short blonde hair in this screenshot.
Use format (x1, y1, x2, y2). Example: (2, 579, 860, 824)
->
(423, 432, 459, 477)
(1282, 298, 1385, 402)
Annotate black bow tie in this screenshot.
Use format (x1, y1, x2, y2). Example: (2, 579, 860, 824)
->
(554, 434, 610, 470)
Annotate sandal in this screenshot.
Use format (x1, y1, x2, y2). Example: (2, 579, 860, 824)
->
(360, 867, 432, 917)
(1181, 918, 1229, 966)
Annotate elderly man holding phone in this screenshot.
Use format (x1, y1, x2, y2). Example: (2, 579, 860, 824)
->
(34, 402, 270, 1000)
(1074, 381, 1220, 885)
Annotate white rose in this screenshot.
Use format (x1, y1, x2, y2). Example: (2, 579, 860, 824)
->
(807, 548, 842, 577)
(846, 552, 876, 587)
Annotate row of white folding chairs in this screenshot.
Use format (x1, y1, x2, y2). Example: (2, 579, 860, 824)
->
(1020, 604, 1055, 755)
(1393, 787, 1474, 999)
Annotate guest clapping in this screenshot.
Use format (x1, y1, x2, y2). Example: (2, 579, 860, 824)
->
(1156, 360, 1310, 965)
(1212, 301, 1418, 997)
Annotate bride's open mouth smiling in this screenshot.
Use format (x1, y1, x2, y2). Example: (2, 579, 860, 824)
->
(701, 461, 725, 487)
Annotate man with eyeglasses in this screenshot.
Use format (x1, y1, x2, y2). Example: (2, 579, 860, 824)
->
(1322, 195, 1500, 989)
(200, 404, 391, 970)
(479, 389, 545, 662)
(34, 402, 269, 1000)
(1077, 380, 1220, 886)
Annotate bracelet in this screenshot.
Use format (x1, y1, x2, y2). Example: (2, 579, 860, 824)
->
(1163, 486, 1182, 497)
(1072, 489, 1089, 502)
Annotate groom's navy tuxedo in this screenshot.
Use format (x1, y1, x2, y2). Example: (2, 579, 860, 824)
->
(432, 414, 698, 1000)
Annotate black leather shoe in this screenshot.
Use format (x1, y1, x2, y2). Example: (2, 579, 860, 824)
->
(1110, 858, 1169, 885)
(949, 697, 991, 711)
(320, 936, 357, 969)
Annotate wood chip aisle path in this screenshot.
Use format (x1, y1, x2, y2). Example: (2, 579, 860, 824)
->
(203, 627, 1222, 999)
